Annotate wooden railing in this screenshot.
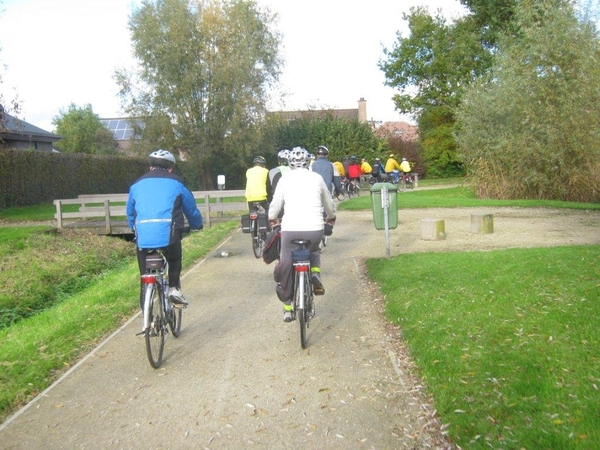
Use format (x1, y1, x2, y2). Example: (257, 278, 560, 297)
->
(53, 190, 247, 234)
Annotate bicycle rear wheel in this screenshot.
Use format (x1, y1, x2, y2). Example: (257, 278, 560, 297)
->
(346, 183, 354, 199)
(251, 220, 263, 258)
(295, 271, 311, 349)
(145, 283, 165, 368)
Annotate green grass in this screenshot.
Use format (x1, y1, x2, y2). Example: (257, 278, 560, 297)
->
(0, 220, 238, 422)
(0, 204, 79, 222)
(3, 191, 600, 448)
(366, 245, 600, 448)
(0, 228, 133, 329)
(338, 186, 600, 211)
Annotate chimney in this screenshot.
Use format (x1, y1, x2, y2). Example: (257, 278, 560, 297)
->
(358, 98, 367, 123)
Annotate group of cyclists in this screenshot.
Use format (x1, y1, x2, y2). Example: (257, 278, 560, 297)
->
(245, 147, 336, 321)
(317, 152, 414, 197)
(126, 146, 410, 324)
(365, 154, 413, 185)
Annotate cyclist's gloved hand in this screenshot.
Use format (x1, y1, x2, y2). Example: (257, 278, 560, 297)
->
(324, 217, 335, 236)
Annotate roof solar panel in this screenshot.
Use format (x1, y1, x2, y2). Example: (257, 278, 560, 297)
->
(100, 118, 144, 141)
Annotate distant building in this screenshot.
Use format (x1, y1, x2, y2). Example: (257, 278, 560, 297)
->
(99, 100, 419, 151)
(272, 98, 368, 123)
(0, 105, 62, 151)
(375, 121, 419, 141)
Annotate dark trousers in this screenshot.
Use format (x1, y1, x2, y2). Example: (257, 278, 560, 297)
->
(137, 240, 183, 289)
(248, 200, 269, 213)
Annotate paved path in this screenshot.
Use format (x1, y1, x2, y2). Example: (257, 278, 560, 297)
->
(0, 209, 452, 449)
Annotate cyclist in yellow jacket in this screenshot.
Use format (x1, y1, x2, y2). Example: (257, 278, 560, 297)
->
(361, 158, 372, 175)
(400, 157, 412, 174)
(245, 156, 270, 212)
(385, 154, 402, 183)
(385, 154, 401, 173)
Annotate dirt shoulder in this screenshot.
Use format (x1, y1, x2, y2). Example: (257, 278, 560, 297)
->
(1, 206, 598, 449)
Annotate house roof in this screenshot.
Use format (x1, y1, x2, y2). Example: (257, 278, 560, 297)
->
(0, 107, 61, 143)
(271, 108, 359, 122)
(375, 121, 419, 140)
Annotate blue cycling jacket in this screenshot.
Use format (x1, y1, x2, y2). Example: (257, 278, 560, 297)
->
(126, 169, 203, 249)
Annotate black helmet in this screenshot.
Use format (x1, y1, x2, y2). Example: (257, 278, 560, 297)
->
(148, 149, 176, 168)
(350, 155, 357, 161)
(253, 155, 266, 166)
(316, 145, 329, 156)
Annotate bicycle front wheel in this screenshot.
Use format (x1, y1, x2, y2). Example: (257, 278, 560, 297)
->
(169, 305, 182, 338)
(144, 283, 165, 368)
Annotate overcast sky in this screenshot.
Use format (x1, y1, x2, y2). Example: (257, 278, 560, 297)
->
(0, 0, 467, 132)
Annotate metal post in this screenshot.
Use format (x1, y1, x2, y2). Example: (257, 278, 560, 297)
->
(104, 199, 111, 235)
(381, 185, 390, 258)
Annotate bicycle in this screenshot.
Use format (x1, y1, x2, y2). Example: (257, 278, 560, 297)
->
(401, 172, 414, 190)
(290, 239, 315, 349)
(138, 250, 183, 368)
(332, 183, 346, 201)
(346, 178, 361, 198)
(249, 202, 268, 258)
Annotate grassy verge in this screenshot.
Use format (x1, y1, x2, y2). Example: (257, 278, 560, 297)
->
(0, 221, 238, 423)
(366, 244, 600, 448)
(338, 186, 600, 211)
(0, 228, 133, 329)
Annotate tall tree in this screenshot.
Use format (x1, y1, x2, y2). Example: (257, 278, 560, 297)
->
(264, 114, 386, 164)
(456, 0, 600, 202)
(115, 0, 282, 189)
(52, 103, 118, 154)
(380, 7, 490, 177)
(0, 6, 22, 135)
(459, 0, 519, 47)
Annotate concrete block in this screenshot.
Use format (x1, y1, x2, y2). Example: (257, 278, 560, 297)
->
(471, 213, 494, 234)
(421, 219, 446, 240)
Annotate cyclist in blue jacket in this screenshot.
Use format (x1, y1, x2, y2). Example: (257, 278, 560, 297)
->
(127, 149, 203, 307)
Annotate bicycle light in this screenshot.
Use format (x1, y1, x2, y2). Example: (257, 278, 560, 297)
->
(249, 213, 258, 220)
(141, 274, 156, 284)
(294, 263, 310, 272)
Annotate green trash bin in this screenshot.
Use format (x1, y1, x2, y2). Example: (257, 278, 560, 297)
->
(370, 182, 398, 230)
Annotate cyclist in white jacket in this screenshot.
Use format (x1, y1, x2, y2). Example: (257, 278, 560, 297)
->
(268, 147, 336, 322)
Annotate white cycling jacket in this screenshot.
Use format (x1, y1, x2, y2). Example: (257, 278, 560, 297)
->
(268, 167, 336, 232)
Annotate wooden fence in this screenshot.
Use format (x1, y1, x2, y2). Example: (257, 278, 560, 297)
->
(53, 190, 247, 235)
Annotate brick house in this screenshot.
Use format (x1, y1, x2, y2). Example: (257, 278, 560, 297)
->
(374, 121, 419, 141)
(272, 98, 368, 123)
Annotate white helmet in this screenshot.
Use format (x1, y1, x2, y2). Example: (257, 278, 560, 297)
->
(148, 149, 176, 168)
(277, 149, 290, 164)
(288, 147, 309, 169)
